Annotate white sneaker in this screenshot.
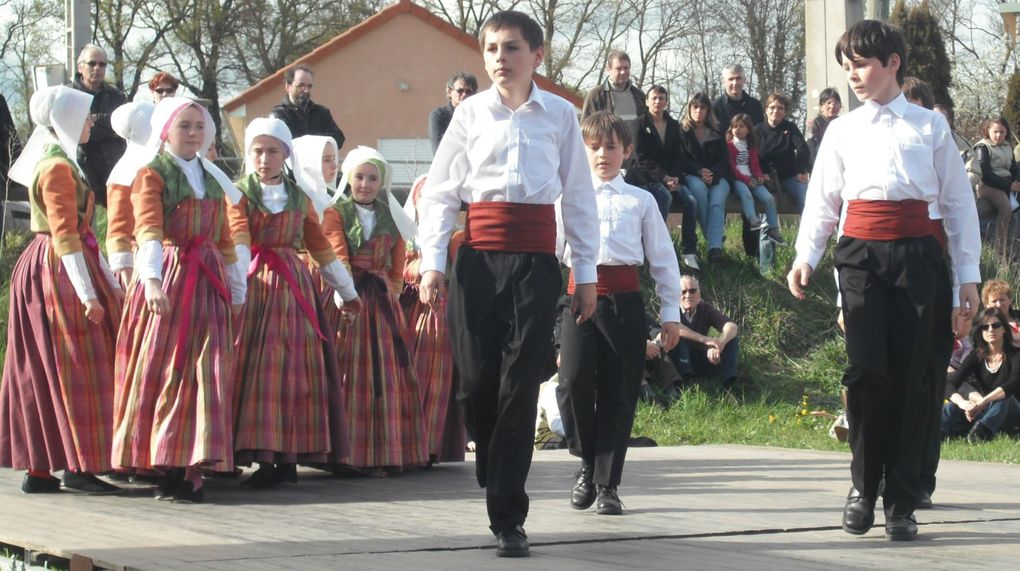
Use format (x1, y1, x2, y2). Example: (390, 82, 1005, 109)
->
(681, 254, 700, 270)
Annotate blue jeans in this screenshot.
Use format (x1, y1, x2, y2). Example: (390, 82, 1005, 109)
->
(941, 397, 1020, 436)
(684, 175, 730, 249)
(643, 181, 673, 222)
(675, 185, 698, 255)
(732, 180, 778, 228)
(780, 176, 807, 213)
(668, 336, 740, 382)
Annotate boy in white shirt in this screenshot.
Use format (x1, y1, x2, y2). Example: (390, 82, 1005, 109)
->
(788, 20, 980, 541)
(416, 10, 599, 557)
(556, 111, 681, 516)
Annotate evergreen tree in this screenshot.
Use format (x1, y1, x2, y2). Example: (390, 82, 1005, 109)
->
(890, 0, 954, 108)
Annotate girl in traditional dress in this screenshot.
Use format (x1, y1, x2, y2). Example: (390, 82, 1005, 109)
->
(0, 86, 123, 494)
(401, 175, 466, 464)
(321, 146, 428, 471)
(292, 135, 339, 207)
(106, 101, 155, 286)
(111, 97, 246, 503)
(230, 118, 360, 488)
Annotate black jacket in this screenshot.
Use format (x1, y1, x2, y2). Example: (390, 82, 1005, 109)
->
(754, 119, 810, 180)
(677, 125, 731, 183)
(73, 75, 127, 203)
(428, 103, 454, 153)
(270, 97, 345, 151)
(713, 92, 764, 132)
(634, 111, 684, 183)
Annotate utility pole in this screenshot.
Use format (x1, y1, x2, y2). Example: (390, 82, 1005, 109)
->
(65, 0, 90, 80)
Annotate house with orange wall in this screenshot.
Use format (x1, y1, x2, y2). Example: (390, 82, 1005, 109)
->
(222, 0, 582, 188)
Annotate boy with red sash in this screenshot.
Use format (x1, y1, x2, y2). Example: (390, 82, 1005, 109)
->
(788, 20, 981, 541)
(557, 111, 682, 516)
(417, 10, 599, 558)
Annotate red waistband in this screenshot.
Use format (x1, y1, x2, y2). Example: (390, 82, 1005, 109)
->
(463, 202, 556, 254)
(843, 199, 933, 241)
(567, 265, 640, 296)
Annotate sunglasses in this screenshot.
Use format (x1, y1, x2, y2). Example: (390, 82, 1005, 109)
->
(453, 88, 474, 95)
(681, 288, 699, 295)
(85, 61, 107, 68)
(982, 322, 1005, 331)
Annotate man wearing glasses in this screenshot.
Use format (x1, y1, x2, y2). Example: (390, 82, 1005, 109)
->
(73, 44, 127, 207)
(428, 72, 477, 153)
(664, 274, 743, 394)
(271, 65, 345, 151)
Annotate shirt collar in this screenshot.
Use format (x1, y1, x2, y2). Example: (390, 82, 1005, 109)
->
(485, 81, 546, 111)
(168, 150, 201, 172)
(862, 92, 908, 122)
(591, 173, 626, 194)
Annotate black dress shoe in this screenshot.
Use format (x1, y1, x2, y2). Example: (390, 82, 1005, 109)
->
(240, 463, 277, 489)
(495, 525, 529, 557)
(885, 512, 918, 541)
(173, 481, 205, 504)
(570, 464, 595, 510)
(155, 469, 183, 500)
(967, 421, 994, 443)
(61, 471, 123, 495)
(276, 463, 298, 484)
(22, 473, 61, 494)
(842, 487, 875, 535)
(917, 491, 933, 509)
(596, 486, 623, 515)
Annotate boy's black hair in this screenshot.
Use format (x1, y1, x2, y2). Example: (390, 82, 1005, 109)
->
(902, 76, 934, 110)
(835, 19, 906, 85)
(478, 10, 544, 52)
(818, 87, 841, 106)
(581, 111, 632, 149)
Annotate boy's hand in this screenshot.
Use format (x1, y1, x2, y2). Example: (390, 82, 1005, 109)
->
(787, 262, 813, 300)
(419, 270, 445, 310)
(571, 282, 596, 325)
(659, 322, 681, 352)
(958, 283, 979, 318)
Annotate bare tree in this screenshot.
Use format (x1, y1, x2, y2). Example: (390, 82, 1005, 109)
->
(0, 0, 63, 129)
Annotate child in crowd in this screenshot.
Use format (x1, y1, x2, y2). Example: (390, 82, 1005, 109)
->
(726, 113, 784, 245)
(229, 118, 361, 488)
(557, 111, 682, 515)
(1, 86, 124, 495)
(106, 101, 155, 286)
(789, 20, 980, 540)
(402, 175, 466, 464)
(111, 97, 247, 504)
(320, 146, 427, 472)
(416, 10, 599, 557)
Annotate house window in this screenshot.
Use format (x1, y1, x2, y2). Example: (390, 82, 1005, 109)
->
(377, 138, 433, 190)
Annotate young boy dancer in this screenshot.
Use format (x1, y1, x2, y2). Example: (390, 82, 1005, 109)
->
(788, 20, 980, 540)
(417, 10, 599, 557)
(558, 111, 681, 515)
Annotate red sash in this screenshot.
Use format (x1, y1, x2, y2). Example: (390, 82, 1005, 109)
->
(248, 245, 327, 342)
(567, 265, 640, 296)
(173, 238, 230, 370)
(843, 199, 933, 241)
(463, 202, 556, 254)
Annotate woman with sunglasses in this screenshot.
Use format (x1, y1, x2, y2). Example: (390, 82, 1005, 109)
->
(942, 308, 1020, 442)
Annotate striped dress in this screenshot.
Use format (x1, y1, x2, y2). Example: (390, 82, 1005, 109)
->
(321, 200, 428, 469)
(230, 174, 348, 465)
(0, 145, 121, 473)
(111, 153, 237, 471)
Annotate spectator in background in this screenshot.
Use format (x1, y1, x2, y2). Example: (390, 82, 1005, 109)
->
(982, 279, 1020, 336)
(73, 43, 127, 207)
(973, 117, 1020, 256)
(678, 93, 731, 263)
(902, 76, 934, 109)
(582, 50, 646, 146)
(0, 93, 23, 199)
(429, 72, 477, 153)
(807, 88, 841, 166)
(148, 72, 180, 103)
(755, 92, 810, 213)
(713, 64, 764, 130)
(667, 274, 742, 392)
(934, 104, 973, 162)
(271, 65, 345, 151)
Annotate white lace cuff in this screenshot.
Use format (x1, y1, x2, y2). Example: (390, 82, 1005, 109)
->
(60, 252, 97, 303)
(97, 251, 122, 290)
(320, 259, 358, 301)
(136, 240, 164, 282)
(227, 260, 247, 305)
(108, 251, 134, 273)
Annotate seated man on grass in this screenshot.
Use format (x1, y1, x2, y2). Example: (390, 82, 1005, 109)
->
(666, 274, 744, 392)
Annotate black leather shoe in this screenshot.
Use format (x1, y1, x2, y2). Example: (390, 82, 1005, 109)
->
(842, 487, 875, 535)
(917, 490, 933, 509)
(885, 512, 918, 541)
(570, 464, 595, 510)
(240, 463, 278, 489)
(61, 471, 123, 495)
(495, 525, 529, 557)
(21, 473, 61, 494)
(967, 422, 994, 443)
(173, 481, 205, 504)
(596, 486, 623, 515)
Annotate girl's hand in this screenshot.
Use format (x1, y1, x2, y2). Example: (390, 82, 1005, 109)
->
(144, 278, 170, 315)
(83, 298, 104, 324)
(117, 267, 134, 288)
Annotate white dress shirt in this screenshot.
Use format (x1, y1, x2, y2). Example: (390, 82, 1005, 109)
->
(557, 174, 682, 324)
(795, 93, 980, 286)
(417, 83, 599, 284)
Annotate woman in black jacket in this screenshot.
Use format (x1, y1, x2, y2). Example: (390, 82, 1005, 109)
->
(754, 92, 810, 212)
(678, 92, 731, 263)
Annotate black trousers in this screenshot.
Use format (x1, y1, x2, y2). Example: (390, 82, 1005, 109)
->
(447, 246, 561, 535)
(557, 292, 646, 489)
(835, 235, 952, 516)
